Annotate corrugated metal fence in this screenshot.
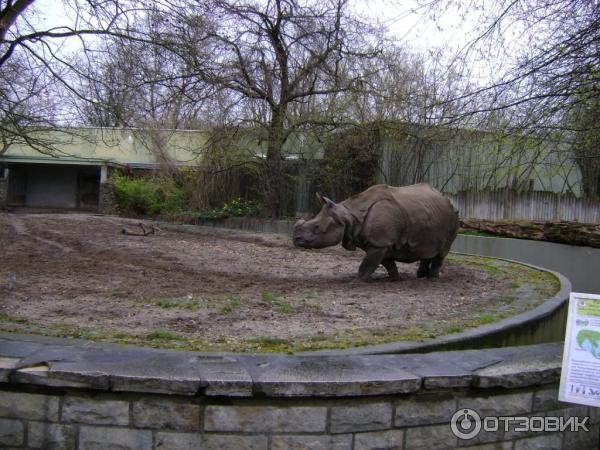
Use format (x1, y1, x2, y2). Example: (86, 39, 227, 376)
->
(447, 190, 600, 223)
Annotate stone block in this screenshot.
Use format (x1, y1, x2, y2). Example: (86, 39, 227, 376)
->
(243, 355, 421, 398)
(133, 398, 200, 431)
(473, 355, 561, 389)
(457, 392, 533, 417)
(404, 423, 458, 450)
(563, 423, 599, 449)
(154, 431, 202, 450)
(456, 443, 512, 450)
(512, 433, 563, 450)
(271, 434, 352, 450)
(199, 357, 253, 397)
(503, 414, 548, 441)
(204, 405, 326, 433)
(62, 396, 129, 426)
(201, 434, 268, 450)
(354, 429, 404, 450)
(0, 357, 19, 382)
(28, 422, 76, 449)
(79, 426, 152, 450)
(0, 418, 24, 447)
(457, 426, 503, 447)
(532, 386, 565, 412)
(330, 402, 392, 433)
(588, 406, 600, 425)
(0, 391, 59, 421)
(395, 395, 456, 427)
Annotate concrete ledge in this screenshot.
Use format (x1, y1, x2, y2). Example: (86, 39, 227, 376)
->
(0, 335, 564, 397)
(3, 338, 597, 450)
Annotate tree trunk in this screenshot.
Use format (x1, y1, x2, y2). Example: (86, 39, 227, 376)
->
(265, 107, 286, 217)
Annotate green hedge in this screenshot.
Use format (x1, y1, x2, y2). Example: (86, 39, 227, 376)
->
(112, 175, 190, 216)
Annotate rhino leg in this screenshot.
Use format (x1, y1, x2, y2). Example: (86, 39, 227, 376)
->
(417, 259, 431, 278)
(382, 259, 401, 281)
(358, 247, 388, 281)
(428, 255, 445, 278)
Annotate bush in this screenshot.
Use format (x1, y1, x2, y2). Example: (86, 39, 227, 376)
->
(197, 197, 260, 220)
(112, 174, 190, 217)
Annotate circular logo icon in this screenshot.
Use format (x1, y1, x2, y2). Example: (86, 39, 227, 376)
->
(450, 408, 482, 440)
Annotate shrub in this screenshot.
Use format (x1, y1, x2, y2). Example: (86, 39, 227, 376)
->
(197, 197, 260, 220)
(112, 174, 190, 217)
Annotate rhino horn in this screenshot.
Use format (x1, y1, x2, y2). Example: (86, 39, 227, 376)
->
(315, 192, 335, 208)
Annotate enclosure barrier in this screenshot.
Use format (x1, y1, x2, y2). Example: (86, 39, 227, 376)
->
(0, 335, 599, 450)
(1, 220, 596, 449)
(446, 190, 600, 223)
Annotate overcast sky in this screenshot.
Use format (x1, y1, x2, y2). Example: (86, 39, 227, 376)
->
(30, 0, 478, 53)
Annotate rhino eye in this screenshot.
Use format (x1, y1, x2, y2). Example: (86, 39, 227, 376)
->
(314, 224, 320, 232)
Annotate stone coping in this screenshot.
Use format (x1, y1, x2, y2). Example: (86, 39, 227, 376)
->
(0, 334, 563, 398)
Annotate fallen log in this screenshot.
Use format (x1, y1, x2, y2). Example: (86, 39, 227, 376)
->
(122, 223, 155, 237)
(460, 218, 600, 248)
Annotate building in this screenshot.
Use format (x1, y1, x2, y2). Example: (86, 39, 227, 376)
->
(0, 127, 206, 211)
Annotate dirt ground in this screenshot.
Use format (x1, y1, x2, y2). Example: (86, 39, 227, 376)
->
(0, 213, 559, 352)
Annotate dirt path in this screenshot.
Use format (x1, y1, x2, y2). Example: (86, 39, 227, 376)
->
(0, 213, 559, 352)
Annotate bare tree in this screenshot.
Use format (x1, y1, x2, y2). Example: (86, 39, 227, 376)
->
(0, 0, 162, 155)
(419, 0, 600, 195)
(166, 0, 384, 216)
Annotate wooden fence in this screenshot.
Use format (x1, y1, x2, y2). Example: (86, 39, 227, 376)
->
(447, 190, 600, 223)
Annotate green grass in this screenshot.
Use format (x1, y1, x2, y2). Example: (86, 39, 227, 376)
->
(0, 313, 29, 324)
(446, 326, 466, 334)
(156, 299, 179, 309)
(479, 314, 499, 325)
(220, 296, 243, 314)
(261, 290, 294, 314)
(147, 330, 179, 341)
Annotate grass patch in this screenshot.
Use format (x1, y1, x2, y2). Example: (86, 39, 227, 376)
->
(446, 325, 465, 334)
(479, 314, 499, 325)
(247, 335, 291, 352)
(0, 313, 29, 324)
(156, 299, 179, 309)
(147, 330, 179, 341)
(220, 296, 243, 314)
(261, 290, 294, 314)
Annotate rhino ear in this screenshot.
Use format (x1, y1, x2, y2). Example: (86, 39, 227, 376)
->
(315, 192, 335, 208)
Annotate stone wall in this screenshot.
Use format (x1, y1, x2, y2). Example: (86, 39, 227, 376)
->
(1, 384, 598, 450)
(99, 181, 117, 215)
(0, 336, 598, 450)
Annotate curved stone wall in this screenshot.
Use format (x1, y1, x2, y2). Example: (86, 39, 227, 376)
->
(0, 335, 598, 449)
(0, 220, 591, 449)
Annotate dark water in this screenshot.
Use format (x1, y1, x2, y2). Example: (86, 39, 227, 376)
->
(452, 235, 600, 294)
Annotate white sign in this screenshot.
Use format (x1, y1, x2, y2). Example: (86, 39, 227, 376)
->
(559, 292, 600, 407)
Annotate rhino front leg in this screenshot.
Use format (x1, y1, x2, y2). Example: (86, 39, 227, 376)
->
(382, 259, 401, 281)
(358, 247, 388, 281)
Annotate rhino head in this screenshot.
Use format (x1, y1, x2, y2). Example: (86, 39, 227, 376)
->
(293, 192, 350, 249)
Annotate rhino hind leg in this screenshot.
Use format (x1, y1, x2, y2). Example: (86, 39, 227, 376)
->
(428, 255, 445, 278)
(358, 247, 388, 281)
(417, 259, 431, 278)
(382, 259, 401, 281)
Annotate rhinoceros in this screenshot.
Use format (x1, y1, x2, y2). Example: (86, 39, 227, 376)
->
(292, 183, 459, 281)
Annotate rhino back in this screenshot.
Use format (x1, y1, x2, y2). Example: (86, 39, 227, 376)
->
(343, 183, 458, 256)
